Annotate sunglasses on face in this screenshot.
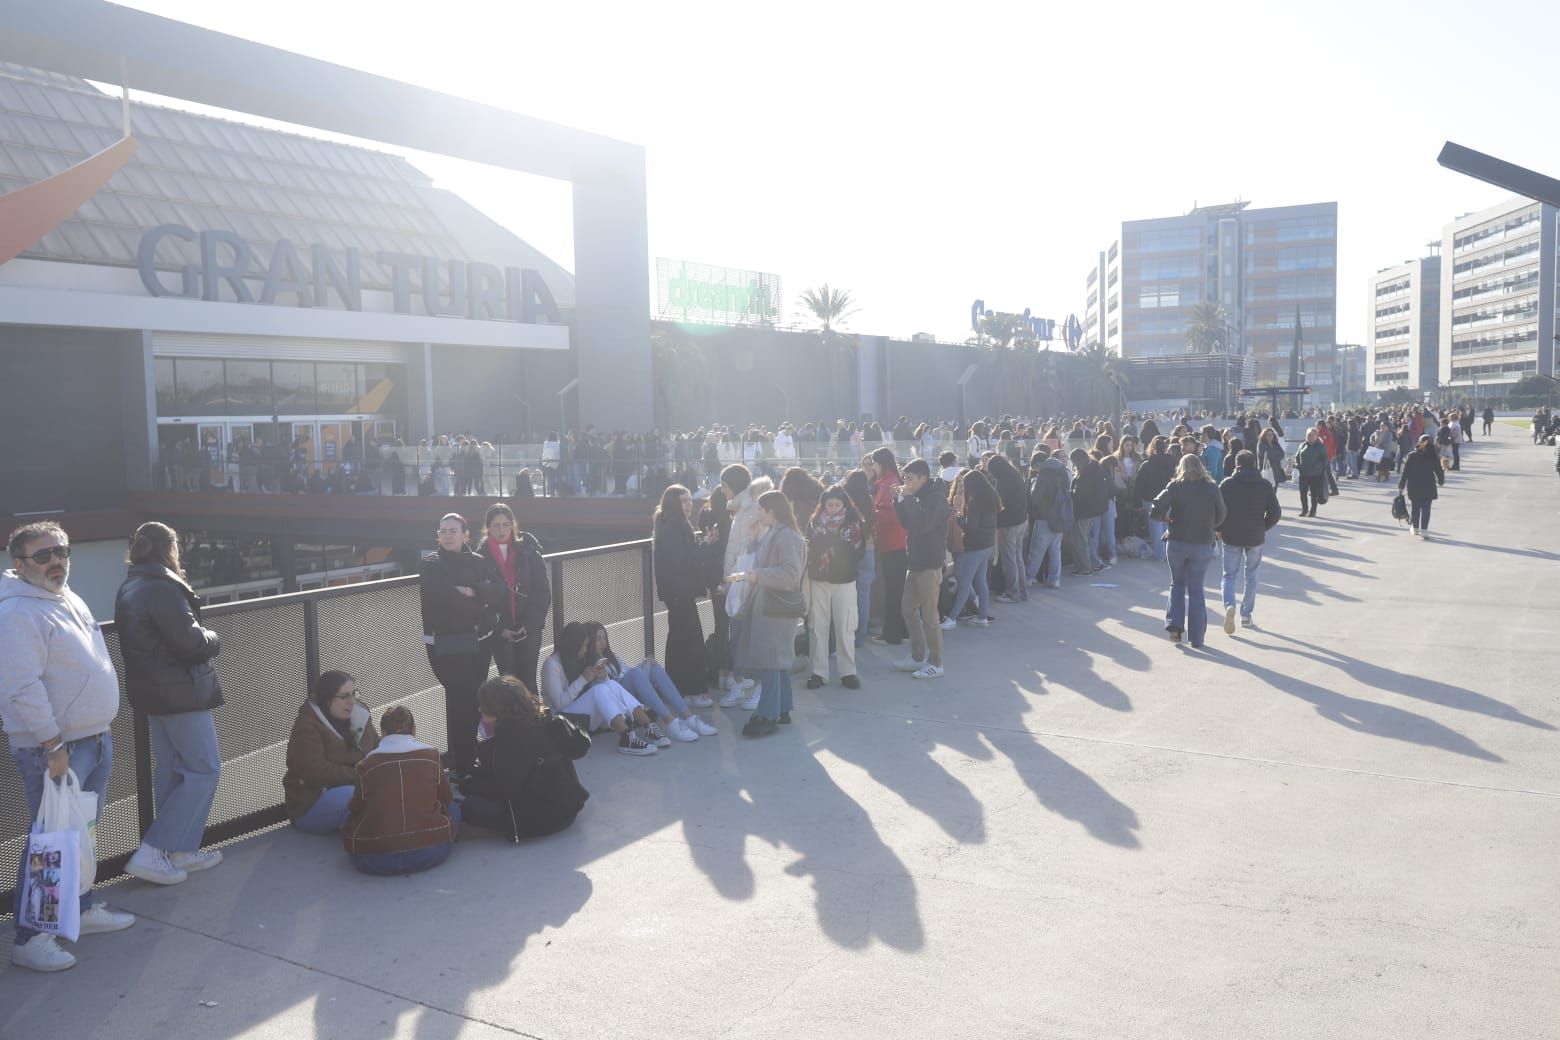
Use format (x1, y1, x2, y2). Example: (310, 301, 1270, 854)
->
(22, 545, 70, 565)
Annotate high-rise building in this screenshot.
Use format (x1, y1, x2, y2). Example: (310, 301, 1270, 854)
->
(1086, 201, 1337, 384)
(1366, 257, 1441, 394)
(1439, 196, 1558, 394)
(1082, 247, 1121, 352)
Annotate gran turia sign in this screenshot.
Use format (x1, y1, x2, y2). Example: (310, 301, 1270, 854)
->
(137, 223, 561, 324)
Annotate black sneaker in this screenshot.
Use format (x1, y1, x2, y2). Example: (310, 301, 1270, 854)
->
(618, 730, 656, 756)
(841, 675, 861, 690)
(742, 715, 779, 738)
(778, 712, 792, 724)
(805, 674, 826, 690)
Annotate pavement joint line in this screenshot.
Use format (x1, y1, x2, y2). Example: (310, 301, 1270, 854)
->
(119, 907, 550, 1040)
(818, 704, 1560, 800)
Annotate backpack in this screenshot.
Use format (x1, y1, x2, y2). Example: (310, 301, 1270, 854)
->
(1391, 493, 1409, 524)
(1045, 470, 1075, 531)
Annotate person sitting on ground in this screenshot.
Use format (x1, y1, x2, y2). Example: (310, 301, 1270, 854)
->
(283, 669, 381, 834)
(577, 622, 711, 743)
(540, 622, 665, 756)
(342, 706, 456, 876)
(459, 676, 591, 841)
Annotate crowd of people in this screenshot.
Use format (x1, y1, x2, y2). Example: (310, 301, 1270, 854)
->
(4, 399, 1479, 973)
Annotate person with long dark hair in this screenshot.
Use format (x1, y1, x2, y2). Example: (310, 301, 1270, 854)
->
(579, 622, 712, 742)
(726, 490, 807, 736)
(842, 469, 877, 650)
(419, 513, 505, 778)
(283, 669, 381, 834)
(865, 447, 909, 645)
(804, 485, 865, 689)
(115, 521, 225, 885)
(460, 676, 590, 840)
(539, 622, 661, 755)
(1399, 434, 1446, 538)
(699, 486, 747, 700)
(948, 467, 998, 625)
(654, 484, 713, 708)
(476, 502, 550, 699)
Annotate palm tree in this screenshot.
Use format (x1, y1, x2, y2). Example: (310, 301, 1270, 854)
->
(1076, 343, 1130, 415)
(1183, 302, 1229, 354)
(977, 311, 1035, 351)
(797, 285, 860, 332)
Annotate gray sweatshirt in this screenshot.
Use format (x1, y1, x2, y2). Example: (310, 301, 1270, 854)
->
(0, 571, 120, 748)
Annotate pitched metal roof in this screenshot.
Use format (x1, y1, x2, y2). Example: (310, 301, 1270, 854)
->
(0, 62, 572, 303)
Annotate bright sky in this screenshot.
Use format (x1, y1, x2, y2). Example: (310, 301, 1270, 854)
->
(121, 0, 1560, 346)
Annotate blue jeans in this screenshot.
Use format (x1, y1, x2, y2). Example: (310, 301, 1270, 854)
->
(1410, 497, 1432, 531)
(1025, 523, 1065, 584)
(13, 732, 111, 943)
(754, 668, 794, 720)
(1166, 540, 1216, 645)
(854, 546, 875, 647)
(1221, 543, 1264, 620)
(293, 785, 355, 835)
(1072, 516, 1103, 571)
(1146, 516, 1168, 561)
(1098, 500, 1118, 562)
(143, 711, 221, 853)
(950, 547, 992, 619)
(351, 841, 453, 876)
(617, 661, 689, 720)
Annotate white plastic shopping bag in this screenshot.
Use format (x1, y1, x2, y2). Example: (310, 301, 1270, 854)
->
(20, 774, 92, 942)
(724, 552, 756, 617)
(44, 769, 97, 894)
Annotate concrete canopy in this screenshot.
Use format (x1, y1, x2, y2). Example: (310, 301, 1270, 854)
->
(0, 0, 651, 430)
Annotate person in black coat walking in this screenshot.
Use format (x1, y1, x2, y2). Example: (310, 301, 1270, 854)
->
(1216, 451, 1281, 631)
(114, 522, 225, 884)
(1399, 435, 1445, 538)
(460, 676, 590, 840)
(420, 513, 506, 777)
(475, 503, 551, 698)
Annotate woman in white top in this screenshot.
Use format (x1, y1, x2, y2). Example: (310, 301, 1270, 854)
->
(538, 622, 662, 756)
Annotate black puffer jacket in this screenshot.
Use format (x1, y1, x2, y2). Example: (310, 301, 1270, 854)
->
(1134, 454, 1175, 505)
(464, 715, 591, 840)
(113, 563, 223, 715)
(1071, 458, 1110, 519)
(1151, 478, 1228, 546)
(1216, 468, 1282, 547)
(989, 462, 1028, 529)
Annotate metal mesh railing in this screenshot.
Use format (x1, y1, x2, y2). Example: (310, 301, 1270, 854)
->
(0, 540, 653, 912)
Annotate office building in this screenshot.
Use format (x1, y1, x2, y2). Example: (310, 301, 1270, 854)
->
(1366, 257, 1441, 393)
(1082, 247, 1121, 352)
(1438, 196, 1558, 394)
(1086, 200, 1338, 385)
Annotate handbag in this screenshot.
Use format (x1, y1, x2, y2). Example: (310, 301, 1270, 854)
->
(1391, 493, 1409, 523)
(1363, 445, 1385, 464)
(431, 631, 481, 656)
(762, 584, 808, 619)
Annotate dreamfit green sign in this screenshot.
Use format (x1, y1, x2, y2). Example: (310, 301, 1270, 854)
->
(656, 258, 781, 324)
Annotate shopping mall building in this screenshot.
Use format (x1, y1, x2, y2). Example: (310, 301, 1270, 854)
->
(0, 60, 645, 612)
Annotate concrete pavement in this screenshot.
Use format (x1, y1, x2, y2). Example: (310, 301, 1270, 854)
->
(4, 424, 1558, 1039)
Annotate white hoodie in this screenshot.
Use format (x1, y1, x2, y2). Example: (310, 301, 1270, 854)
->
(0, 571, 120, 748)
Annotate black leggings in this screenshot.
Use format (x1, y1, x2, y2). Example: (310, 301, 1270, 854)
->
(427, 646, 491, 776)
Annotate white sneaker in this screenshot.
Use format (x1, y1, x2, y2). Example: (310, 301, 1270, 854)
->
(938, 617, 957, 631)
(736, 677, 755, 691)
(690, 716, 718, 736)
(741, 691, 761, 711)
(1223, 605, 1237, 635)
(125, 845, 187, 886)
(911, 664, 945, 680)
(78, 904, 136, 935)
(170, 849, 223, 873)
(687, 694, 715, 709)
(892, 657, 924, 672)
(11, 934, 75, 972)
(668, 718, 699, 742)
(718, 687, 747, 708)
(719, 675, 737, 691)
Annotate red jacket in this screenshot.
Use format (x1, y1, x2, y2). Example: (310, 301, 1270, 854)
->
(872, 475, 907, 553)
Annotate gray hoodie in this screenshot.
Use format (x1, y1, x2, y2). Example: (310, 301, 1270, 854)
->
(0, 571, 120, 748)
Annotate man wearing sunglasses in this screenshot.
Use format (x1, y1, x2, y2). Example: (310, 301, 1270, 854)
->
(0, 522, 133, 972)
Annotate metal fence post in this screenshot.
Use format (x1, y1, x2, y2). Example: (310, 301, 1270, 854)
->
(641, 543, 655, 658)
(303, 598, 321, 691)
(550, 558, 565, 648)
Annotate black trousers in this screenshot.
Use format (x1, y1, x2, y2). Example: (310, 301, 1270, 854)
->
(877, 549, 909, 642)
(1299, 474, 1326, 514)
(427, 645, 491, 776)
(460, 792, 577, 842)
(490, 634, 542, 701)
(663, 595, 707, 697)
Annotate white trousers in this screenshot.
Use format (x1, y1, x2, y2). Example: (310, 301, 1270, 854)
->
(808, 579, 858, 679)
(562, 679, 639, 731)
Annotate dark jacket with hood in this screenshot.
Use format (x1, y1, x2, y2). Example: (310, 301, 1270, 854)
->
(1134, 453, 1176, 505)
(464, 714, 591, 840)
(1028, 457, 1073, 531)
(1399, 448, 1445, 502)
(894, 476, 951, 571)
(989, 461, 1028, 529)
(113, 562, 224, 716)
(477, 531, 551, 638)
(1071, 457, 1111, 519)
(1216, 468, 1282, 548)
(1151, 477, 1228, 545)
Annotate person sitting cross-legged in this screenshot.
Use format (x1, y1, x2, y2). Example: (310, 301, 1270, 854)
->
(341, 706, 456, 876)
(459, 676, 591, 841)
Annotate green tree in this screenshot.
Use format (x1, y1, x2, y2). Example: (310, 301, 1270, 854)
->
(1075, 343, 1129, 415)
(977, 311, 1039, 351)
(1183, 302, 1229, 354)
(797, 284, 860, 332)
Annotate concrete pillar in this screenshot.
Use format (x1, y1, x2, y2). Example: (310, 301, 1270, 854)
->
(121, 330, 158, 491)
(572, 160, 651, 431)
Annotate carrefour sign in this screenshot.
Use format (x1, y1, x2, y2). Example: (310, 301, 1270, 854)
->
(971, 300, 1084, 350)
(656, 258, 780, 324)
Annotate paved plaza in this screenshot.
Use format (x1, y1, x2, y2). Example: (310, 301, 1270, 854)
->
(4, 425, 1558, 1039)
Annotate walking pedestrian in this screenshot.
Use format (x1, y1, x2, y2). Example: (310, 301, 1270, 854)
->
(1151, 454, 1227, 649)
(1294, 429, 1329, 518)
(1399, 435, 1446, 538)
(2, 522, 134, 972)
(115, 522, 225, 885)
(1216, 451, 1281, 632)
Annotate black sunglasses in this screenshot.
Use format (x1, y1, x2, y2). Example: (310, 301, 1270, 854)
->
(23, 545, 70, 565)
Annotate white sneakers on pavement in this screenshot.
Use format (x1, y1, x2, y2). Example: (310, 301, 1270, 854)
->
(11, 934, 75, 972)
(686, 694, 715, 709)
(667, 718, 699, 742)
(171, 849, 223, 873)
(892, 657, 923, 672)
(911, 664, 945, 680)
(718, 687, 748, 708)
(689, 716, 718, 737)
(125, 845, 187, 886)
(740, 691, 761, 711)
(1223, 605, 1237, 635)
(78, 904, 136, 935)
